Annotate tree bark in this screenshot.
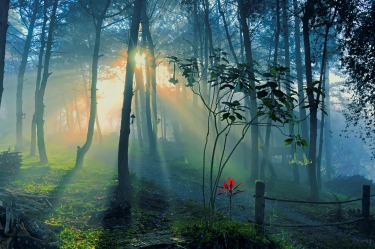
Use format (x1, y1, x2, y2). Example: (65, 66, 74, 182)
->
(293, 0, 309, 180)
(217, 0, 238, 63)
(36, 0, 59, 164)
(134, 85, 143, 146)
(302, 0, 319, 200)
(134, 66, 148, 144)
(75, 0, 111, 168)
(141, 5, 156, 157)
(16, 0, 40, 152)
(260, 0, 281, 181)
(30, 0, 48, 157)
(238, 0, 259, 181)
(282, 0, 299, 183)
(324, 62, 332, 179)
(0, 0, 10, 108)
(118, 0, 143, 204)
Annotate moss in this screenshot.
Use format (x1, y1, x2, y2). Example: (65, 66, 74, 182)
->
(172, 213, 278, 248)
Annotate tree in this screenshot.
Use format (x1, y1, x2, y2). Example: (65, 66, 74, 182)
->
(117, 0, 143, 205)
(301, 0, 319, 200)
(341, 1, 375, 157)
(0, 0, 10, 108)
(75, 0, 114, 168)
(141, 3, 157, 157)
(36, 0, 59, 164)
(16, 0, 41, 151)
(237, 0, 259, 181)
(30, 0, 48, 156)
(293, 0, 309, 176)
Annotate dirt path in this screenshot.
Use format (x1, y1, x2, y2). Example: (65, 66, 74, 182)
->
(90, 144, 374, 248)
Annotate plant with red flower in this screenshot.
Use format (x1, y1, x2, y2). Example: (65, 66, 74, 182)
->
(218, 177, 245, 217)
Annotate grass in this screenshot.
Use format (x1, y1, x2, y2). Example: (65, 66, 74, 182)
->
(1, 134, 374, 248)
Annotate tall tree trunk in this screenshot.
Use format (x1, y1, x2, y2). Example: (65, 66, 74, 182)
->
(74, 92, 82, 134)
(76, 1, 111, 168)
(282, 0, 299, 183)
(317, 21, 331, 189)
(30, 0, 48, 157)
(36, 0, 59, 164)
(302, 0, 319, 200)
(62, 90, 71, 132)
(192, 0, 199, 106)
(0, 0, 10, 108)
(293, 0, 309, 180)
(217, 0, 238, 63)
(95, 112, 103, 143)
(134, 86, 143, 146)
(145, 27, 158, 144)
(16, 0, 40, 151)
(238, 0, 259, 181)
(135, 66, 148, 144)
(260, 0, 281, 181)
(141, 6, 156, 157)
(118, 0, 143, 204)
(324, 62, 332, 179)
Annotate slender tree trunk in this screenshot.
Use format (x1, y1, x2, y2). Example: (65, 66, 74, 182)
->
(293, 0, 309, 180)
(260, 0, 281, 181)
(141, 6, 156, 157)
(0, 0, 10, 108)
(62, 90, 71, 132)
(144, 27, 158, 143)
(134, 86, 143, 146)
(118, 0, 143, 204)
(95, 112, 103, 143)
(324, 62, 332, 179)
(302, 0, 319, 200)
(135, 66, 148, 144)
(217, 0, 238, 63)
(30, 0, 48, 157)
(76, 0, 112, 167)
(282, 0, 299, 183)
(36, 0, 59, 164)
(74, 92, 82, 134)
(192, 0, 199, 106)
(238, 0, 259, 181)
(16, 0, 39, 151)
(317, 22, 331, 189)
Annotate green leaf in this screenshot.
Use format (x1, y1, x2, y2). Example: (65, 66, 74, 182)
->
(219, 84, 235, 90)
(234, 112, 244, 120)
(211, 72, 218, 78)
(222, 113, 230, 120)
(284, 138, 294, 146)
(257, 90, 268, 99)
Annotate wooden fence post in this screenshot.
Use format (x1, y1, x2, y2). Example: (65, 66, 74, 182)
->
(255, 180, 265, 226)
(362, 184, 370, 218)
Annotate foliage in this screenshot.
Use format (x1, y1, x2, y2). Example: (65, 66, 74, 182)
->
(169, 50, 306, 215)
(325, 175, 374, 197)
(337, 1, 375, 158)
(172, 213, 276, 249)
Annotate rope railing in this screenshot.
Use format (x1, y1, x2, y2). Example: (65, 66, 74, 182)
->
(251, 194, 375, 205)
(253, 180, 373, 228)
(263, 215, 373, 228)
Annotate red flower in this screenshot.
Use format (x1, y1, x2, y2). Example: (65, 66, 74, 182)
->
(218, 177, 245, 196)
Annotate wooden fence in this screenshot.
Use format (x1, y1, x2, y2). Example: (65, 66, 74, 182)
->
(254, 180, 374, 228)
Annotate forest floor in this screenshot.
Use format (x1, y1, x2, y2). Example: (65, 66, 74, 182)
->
(88, 140, 375, 248)
(1, 138, 375, 248)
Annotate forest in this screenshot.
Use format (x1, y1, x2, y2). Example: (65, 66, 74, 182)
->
(0, 0, 374, 248)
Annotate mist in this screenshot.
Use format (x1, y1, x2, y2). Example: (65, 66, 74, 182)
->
(0, 0, 374, 248)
